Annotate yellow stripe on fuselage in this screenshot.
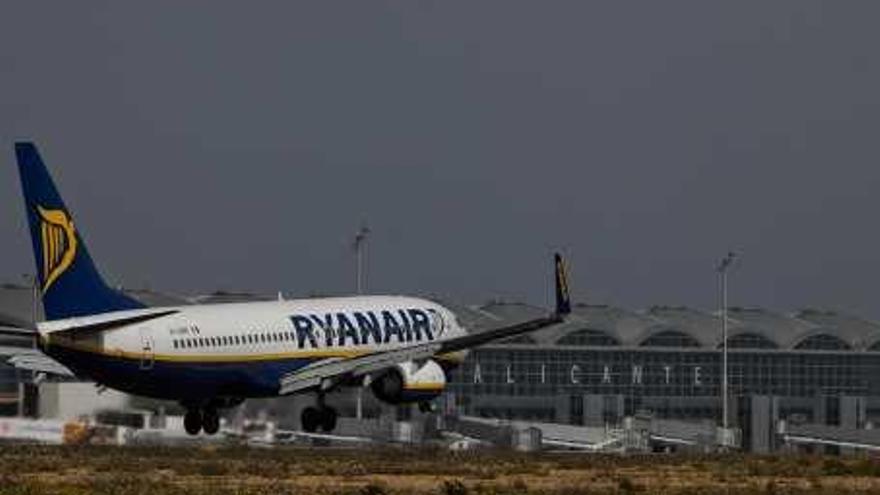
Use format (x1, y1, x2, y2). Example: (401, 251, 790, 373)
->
(403, 382, 445, 391)
(47, 338, 369, 364)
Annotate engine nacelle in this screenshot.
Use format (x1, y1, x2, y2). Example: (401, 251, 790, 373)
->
(370, 359, 446, 405)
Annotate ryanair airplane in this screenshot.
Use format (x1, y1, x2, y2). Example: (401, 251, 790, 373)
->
(0, 143, 571, 436)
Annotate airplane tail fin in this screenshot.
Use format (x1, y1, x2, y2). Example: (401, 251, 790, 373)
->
(14, 142, 145, 320)
(554, 253, 571, 316)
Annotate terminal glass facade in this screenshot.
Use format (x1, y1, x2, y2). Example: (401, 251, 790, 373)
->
(448, 345, 880, 423)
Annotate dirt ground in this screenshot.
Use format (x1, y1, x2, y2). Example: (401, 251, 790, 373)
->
(2, 445, 880, 494)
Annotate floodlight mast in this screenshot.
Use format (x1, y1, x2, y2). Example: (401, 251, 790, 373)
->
(352, 223, 370, 421)
(353, 224, 370, 295)
(717, 251, 737, 445)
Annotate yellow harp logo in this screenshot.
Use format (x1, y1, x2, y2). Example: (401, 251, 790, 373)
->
(37, 206, 78, 293)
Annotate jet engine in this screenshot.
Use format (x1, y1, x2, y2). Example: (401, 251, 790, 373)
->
(370, 359, 446, 405)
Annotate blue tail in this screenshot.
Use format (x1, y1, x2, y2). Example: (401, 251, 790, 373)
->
(15, 142, 145, 320)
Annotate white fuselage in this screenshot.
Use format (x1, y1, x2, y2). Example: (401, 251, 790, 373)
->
(37, 295, 467, 401)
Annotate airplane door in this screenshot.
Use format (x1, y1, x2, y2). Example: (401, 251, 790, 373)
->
(139, 328, 154, 371)
(428, 309, 447, 338)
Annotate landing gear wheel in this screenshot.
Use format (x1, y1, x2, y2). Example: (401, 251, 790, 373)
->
(301, 406, 321, 433)
(202, 409, 220, 435)
(184, 409, 202, 435)
(319, 407, 338, 432)
(418, 401, 436, 414)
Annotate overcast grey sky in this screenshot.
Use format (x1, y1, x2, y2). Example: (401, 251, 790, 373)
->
(1, 2, 879, 316)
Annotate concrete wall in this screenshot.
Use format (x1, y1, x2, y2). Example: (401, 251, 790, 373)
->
(38, 382, 128, 420)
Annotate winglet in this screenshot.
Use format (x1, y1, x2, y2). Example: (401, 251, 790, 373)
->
(554, 253, 571, 316)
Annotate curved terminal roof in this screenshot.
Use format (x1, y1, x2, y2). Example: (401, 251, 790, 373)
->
(795, 309, 880, 350)
(644, 306, 723, 348)
(473, 301, 880, 351)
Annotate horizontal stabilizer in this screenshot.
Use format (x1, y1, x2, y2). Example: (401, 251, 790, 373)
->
(0, 345, 74, 377)
(42, 309, 180, 336)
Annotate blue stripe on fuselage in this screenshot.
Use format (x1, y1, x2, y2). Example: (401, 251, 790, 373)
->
(45, 344, 319, 401)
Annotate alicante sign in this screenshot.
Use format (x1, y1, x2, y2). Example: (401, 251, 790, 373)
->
(469, 363, 711, 387)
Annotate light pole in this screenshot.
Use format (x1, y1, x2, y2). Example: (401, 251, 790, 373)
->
(717, 251, 737, 443)
(352, 224, 370, 420)
(353, 224, 370, 295)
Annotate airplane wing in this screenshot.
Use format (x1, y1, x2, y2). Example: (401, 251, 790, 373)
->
(279, 315, 561, 395)
(279, 253, 572, 395)
(0, 345, 74, 377)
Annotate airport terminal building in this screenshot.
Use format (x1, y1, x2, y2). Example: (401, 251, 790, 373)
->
(444, 302, 880, 448)
(3, 284, 880, 450)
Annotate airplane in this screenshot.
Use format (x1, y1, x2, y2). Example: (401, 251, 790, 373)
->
(0, 142, 572, 436)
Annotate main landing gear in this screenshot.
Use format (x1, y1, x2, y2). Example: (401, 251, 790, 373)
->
(301, 405, 338, 433)
(184, 407, 221, 436)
